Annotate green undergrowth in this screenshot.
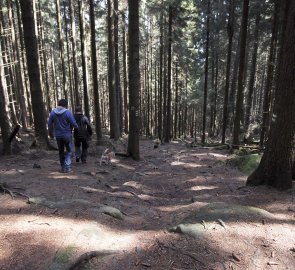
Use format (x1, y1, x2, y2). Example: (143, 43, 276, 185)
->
(226, 153, 262, 174)
(55, 245, 76, 264)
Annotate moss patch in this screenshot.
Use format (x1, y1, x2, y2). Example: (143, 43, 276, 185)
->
(55, 245, 76, 264)
(226, 154, 261, 174)
(239, 154, 261, 174)
(170, 202, 275, 239)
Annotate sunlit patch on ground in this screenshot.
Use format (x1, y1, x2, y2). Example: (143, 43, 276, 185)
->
(190, 185, 218, 191)
(171, 161, 204, 168)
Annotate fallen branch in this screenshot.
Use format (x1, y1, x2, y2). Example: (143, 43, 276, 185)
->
(66, 250, 118, 270)
(267, 261, 279, 266)
(232, 252, 241, 262)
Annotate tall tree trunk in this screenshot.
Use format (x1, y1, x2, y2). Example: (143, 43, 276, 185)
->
(108, 0, 120, 139)
(89, 0, 102, 141)
(78, 0, 90, 118)
(232, 0, 249, 148)
(157, 10, 164, 141)
(36, 0, 51, 112)
(0, 41, 12, 154)
(0, 7, 18, 126)
(20, 0, 48, 144)
(164, 6, 173, 142)
(201, 0, 210, 144)
(69, 0, 79, 106)
(16, 0, 33, 125)
(122, 12, 128, 133)
(127, 0, 140, 160)
(247, 0, 295, 190)
(245, 11, 260, 135)
(174, 61, 178, 139)
(63, 2, 73, 109)
(114, 0, 123, 134)
(221, 0, 234, 144)
(260, 3, 279, 146)
(55, 0, 67, 100)
(9, 1, 28, 128)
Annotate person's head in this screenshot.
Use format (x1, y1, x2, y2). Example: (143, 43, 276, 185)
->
(75, 105, 83, 114)
(58, 99, 68, 108)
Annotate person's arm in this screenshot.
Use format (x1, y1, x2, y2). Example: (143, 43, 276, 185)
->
(47, 113, 54, 138)
(84, 116, 93, 136)
(68, 111, 78, 129)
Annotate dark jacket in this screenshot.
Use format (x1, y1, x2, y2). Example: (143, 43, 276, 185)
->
(73, 113, 92, 139)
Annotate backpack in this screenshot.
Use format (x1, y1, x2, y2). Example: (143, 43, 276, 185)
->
(74, 114, 90, 139)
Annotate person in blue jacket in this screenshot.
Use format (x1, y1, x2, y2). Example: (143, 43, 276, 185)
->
(48, 99, 78, 173)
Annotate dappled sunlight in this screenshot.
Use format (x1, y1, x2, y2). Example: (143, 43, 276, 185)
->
(0, 214, 141, 252)
(0, 199, 29, 211)
(210, 220, 295, 252)
(1, 140, 294, 269)
(115, 163, 135, 170)
(123, 180, 146, 190)
(0, 169, 22, 176)
(49, 172, 80, 180)
(208, 152, 228, 158)
(190, 185, 218, 191)
(171, 161, 205, 168)
(155, 202, 206, 213)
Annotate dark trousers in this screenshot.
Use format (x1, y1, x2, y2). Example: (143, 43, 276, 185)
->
(56, 136, 72, 170)
(74, 138, 89, 162)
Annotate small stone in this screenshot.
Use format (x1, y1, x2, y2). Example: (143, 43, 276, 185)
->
(33, 163, 41, 169)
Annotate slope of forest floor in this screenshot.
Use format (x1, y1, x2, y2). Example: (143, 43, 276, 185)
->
(0, 137, 295, 270)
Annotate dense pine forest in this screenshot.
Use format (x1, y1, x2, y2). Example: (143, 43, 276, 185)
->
(0, 0, 295, 189)
(1, 1, 295, 269)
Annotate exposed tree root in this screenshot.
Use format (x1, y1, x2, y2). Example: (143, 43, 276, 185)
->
(0, 183, 15, 199)
(66, 250, 118, 270)
(0, 183, 29, 200)
(156, 239, 204, 266)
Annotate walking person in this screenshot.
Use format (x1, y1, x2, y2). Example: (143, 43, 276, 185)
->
(48, 99, 78, 173)
(73, 106, 92, 163)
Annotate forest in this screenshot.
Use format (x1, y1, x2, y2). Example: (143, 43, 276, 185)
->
(0, 0, 294, 187)
(0, 0, 295, 269)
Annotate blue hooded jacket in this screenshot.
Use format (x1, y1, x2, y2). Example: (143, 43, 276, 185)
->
(48, 107, 78, 138)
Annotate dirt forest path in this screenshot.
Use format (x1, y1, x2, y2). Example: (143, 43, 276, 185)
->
(0, 139, 295, 270)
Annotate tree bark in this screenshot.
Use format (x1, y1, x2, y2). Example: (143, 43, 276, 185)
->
(108, 0, 120, 139)
(69, 0, 79, 106)
(0, 41, 12, 154)
(201, 0, 210, 144)
(122, 12, 128, 133)
(232, 0, 249, 148)
(55, 0, 67, 100)
(164, 6, 173, 142)
(89, 0, 102, 141)
(78, 0, 90, 118)
(221, 0, 234, 144)
(244, 11, 260, 135)
(127, 0, 140, 160)
(247, 0, 295, 190)
(20, 0, 48, 144)
(259, 3, 279, 146)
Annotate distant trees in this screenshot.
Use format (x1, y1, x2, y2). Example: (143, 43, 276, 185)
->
(0, 0, 292, 175)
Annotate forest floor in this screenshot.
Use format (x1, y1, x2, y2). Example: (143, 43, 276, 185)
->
(0, 136, 295, 270)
